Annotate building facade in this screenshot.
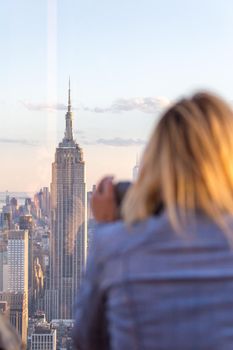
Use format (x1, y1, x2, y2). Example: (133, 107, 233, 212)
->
(0, 291, 28, 345)
(5, 229, 29, 344)
(31, 326, 56, 350)
(0, 243, 8, 291)
(132, 157, 140, 181)
(7, 230, 28, 293)
(87, 186, 96, 252)
(51, 319, 74, 350)
(48, 81, 86, 320)
(19, 215, 34, 316)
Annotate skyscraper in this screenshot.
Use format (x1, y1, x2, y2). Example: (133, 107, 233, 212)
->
(19, 215, 34, 316)
(1, 229, 29, 344)
(31, 325, 56, 350)
(132, 156, 140, 181)
(7, 230, 28, 293)
(0, 291, 28, 345)
(0, 243, 8, 291)
(49, 80, 86, 320)
(87, 186, 96, 252)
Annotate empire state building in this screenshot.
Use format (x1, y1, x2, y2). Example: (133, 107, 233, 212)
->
(49, 81, 87, 319)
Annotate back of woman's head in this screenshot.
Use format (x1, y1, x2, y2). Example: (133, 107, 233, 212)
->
(122, 92, 233, 231)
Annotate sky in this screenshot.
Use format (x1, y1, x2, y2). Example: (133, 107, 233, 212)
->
(1, 0, 233, 192)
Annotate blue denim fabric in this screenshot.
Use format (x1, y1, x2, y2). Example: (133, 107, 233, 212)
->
(73, 213, 233, 350)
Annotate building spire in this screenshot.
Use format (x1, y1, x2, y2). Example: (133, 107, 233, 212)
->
(68, 76, 71, 112)
(64, 78, 73, 142)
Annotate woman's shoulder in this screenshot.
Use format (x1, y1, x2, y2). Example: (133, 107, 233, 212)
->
(95, 213, 168, 237)
(92, 214, 170, 261)
(92, 212, 233, 263)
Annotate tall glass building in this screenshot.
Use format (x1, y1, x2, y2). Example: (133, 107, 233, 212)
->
(48, 81, 87, 320)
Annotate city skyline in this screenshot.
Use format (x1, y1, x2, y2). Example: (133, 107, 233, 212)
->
(0, 86, 83, 344)
(1, 0, 233, 191)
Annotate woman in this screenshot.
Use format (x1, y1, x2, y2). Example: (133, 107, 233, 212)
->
(73, 92, 233, 350)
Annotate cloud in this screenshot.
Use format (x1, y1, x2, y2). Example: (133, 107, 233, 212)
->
(22, 96, 170, 114)
(21, 101, 68, 111)
(0, 138, 37, 147)
(84, 96, 170, 114)
(95, 137, 146, 147)
(21, 101, 79, 112)
(72, 131, 146, 147)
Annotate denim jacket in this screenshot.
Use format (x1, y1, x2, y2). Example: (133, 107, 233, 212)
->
(73, 213, 233, 350)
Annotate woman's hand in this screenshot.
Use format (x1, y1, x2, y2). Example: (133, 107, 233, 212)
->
(91, 176, 118, 223)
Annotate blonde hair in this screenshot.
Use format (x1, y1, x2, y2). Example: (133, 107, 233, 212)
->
(122, 92, 233, 231)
